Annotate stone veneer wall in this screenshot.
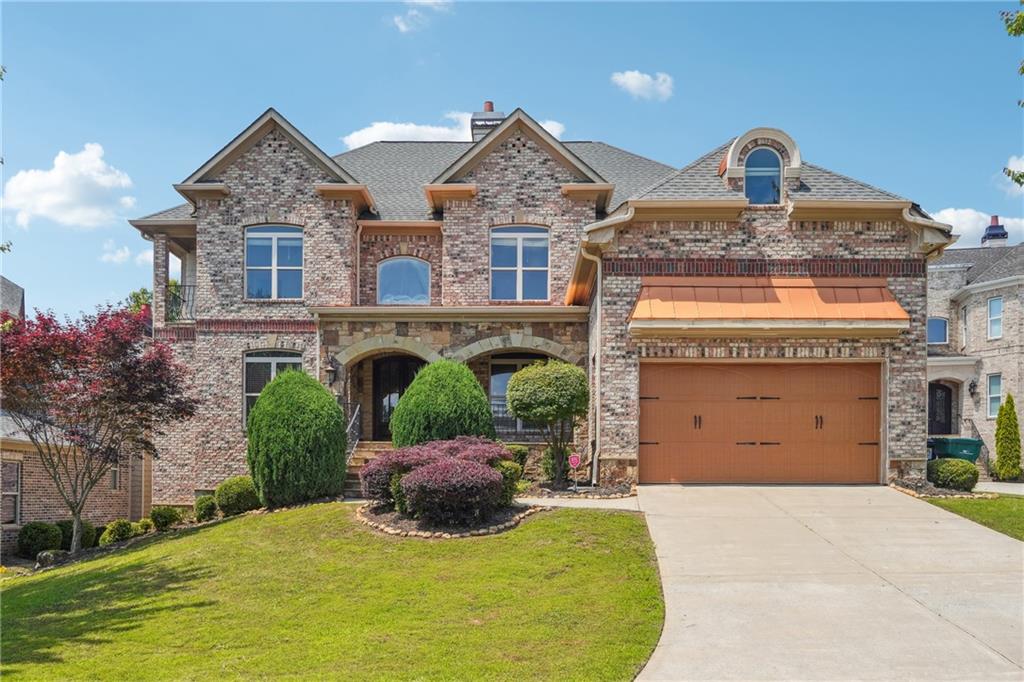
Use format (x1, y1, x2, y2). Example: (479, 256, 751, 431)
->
(440, 130, 596, 305)
(358, 232, 443, 305)
(595, 208, 929, 484)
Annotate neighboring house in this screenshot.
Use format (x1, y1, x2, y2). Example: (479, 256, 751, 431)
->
(130, 105, 953, 505)
(926, 217, 1022, 467)
(0, 276, 25, 320)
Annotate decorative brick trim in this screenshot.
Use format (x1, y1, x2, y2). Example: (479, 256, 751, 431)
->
(196, 319, 317, 333)
(604, 258, 926, 278)
(155, 326, 196, 342)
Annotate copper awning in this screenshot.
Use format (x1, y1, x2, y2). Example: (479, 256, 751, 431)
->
(628, 276, 910, 338)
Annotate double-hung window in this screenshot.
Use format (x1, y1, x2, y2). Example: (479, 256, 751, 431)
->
(987, 373, 1003, 418)
(960, 305, 968, 349)
(244, 351, 303, 422)
(2, 461, 21, 525)
(926, 318, 948, 344)
(987, 297, 1003, 339)
(245, 226, 303, 300)
(490, 226, 549, 301)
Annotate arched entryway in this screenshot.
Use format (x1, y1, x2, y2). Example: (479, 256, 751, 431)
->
(928, 380, 960, 435)
(371, 355, 425, 441)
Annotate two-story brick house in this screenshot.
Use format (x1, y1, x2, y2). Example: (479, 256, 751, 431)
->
(926, 218, 1022, 470)
(130, 105, 953, 504)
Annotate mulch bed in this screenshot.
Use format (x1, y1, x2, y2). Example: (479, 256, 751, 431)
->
(891, 480, 996, 499)
(357, 503, 546, 539)
(521, 482, 634, 499)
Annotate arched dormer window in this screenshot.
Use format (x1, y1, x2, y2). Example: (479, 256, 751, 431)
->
(490, 226, 549, 301)
(744, 148, 782, 205)
(377, 257, 431, 305)
(245, 225, 303, 299)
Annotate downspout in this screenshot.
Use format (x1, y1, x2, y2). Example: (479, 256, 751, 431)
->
(581, 245, 602, 485)
(354, 222, 363, 306)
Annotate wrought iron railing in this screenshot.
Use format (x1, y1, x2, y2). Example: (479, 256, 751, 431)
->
(491, 398, 555, 443)
(962, 417, 990, 473)
(167, 284, 196, 322)
(340, 400, 362, 460)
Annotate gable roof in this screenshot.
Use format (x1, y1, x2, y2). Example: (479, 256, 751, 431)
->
(182, 108, 359, 186)
(431, 109, 606, 185)
(935, 244, 1023, 285)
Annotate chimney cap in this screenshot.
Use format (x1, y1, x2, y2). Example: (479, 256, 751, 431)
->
(483, 100, 494, 112)
(991, 214, 1001, 226)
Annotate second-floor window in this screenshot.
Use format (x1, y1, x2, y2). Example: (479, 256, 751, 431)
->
(245, 226, 303, 300)
(987, 297, 1003, 339)
(378, 257, 430, 305)
(926, 318, 948, 344)
(960, 305, 968, 348)
(490, 226, 549, 301)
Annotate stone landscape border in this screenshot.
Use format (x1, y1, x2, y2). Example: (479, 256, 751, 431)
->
(355, 503, 549, 539)
(890, 483, 997, 500)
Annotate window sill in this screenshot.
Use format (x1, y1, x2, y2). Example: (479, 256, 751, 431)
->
(243, 298, 304, 304)
(2, 523, 22, 530)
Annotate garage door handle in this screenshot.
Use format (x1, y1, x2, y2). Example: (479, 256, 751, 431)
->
(736, 441, 757, 446)
(640, 441, 660, 445)
(759, 441, 781, 446)
(858, 441, 879, 446)
(736, 396, 757, 400)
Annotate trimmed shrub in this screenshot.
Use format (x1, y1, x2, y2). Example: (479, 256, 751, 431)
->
(389, 360, 495, 447)
(149, 506, 181, 532)
(92, 526, 106, 548)
(927, 458, 979, 492)
(55, 519, 96, 551)
(390, 474, 409, 515)
(132, 518, 155, 535)
(505, 444, 529, 472)
(496, 460, 523, 506)
(247, 371, 347, 507)
(99, 519, 134, 546)
(215, 475, 260, 516)
(402, 458, 503, 525)
(360, 446, 446, 504)
(994, 393, 1021, 481)
(17, 522, 62, 559)
(194, 494, 217, 522)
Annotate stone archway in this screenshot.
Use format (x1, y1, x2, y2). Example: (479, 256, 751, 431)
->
(449, 334, 583, 365)
(334, 334, 442, 368)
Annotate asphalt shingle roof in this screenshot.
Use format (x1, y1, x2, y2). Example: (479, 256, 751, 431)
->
(136, 204, 195, 221)
(935, 244, 1023, 285)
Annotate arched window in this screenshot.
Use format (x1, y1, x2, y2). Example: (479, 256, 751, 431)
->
(244, 350, 303, 422)
(245, 226, 303, 299)
(744, 148, 782, 205)
(490, 226, 549, 301)
(377, 257, 431, 305)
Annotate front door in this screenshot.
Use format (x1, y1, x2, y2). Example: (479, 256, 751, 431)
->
(372, 356, 425, 441)
(928, 382, 954, 435)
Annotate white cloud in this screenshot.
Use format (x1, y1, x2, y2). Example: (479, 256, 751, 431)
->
(99, 239, 131, 265)
(342, 111, 565, 149)
(611, 70, 674, 101)
(999, 155, 1024, 197)
(392, 0, 451, 33)
(4, 143, 135, 229)
(929, 208, 1023, 248)
(135, 249, 153, 266)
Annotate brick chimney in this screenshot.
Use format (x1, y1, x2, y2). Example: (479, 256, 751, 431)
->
(981, 215, 1009, 247)
(470, 100, 504, 141)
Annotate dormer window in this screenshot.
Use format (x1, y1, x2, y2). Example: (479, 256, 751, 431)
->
(744, 148, 782, 204)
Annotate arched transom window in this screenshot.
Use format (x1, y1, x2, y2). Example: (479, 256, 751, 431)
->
(490, 226, 549, 301)
(377, 257, 430, 305)
(744, 148, 782, 205)
(245, 226, 303, 299)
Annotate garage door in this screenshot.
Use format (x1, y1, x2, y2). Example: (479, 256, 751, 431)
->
(638, 363, 881, 484)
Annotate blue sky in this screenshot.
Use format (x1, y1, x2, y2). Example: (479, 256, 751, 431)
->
(3, 1, 1022, 318)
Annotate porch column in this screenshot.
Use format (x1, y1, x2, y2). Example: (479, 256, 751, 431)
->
(152, 233, 169, 326)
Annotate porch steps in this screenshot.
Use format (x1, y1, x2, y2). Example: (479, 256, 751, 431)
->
(344, 441, 393, 499)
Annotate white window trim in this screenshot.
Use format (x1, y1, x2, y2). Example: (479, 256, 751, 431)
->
(926, 317, 949, 345)
(244, 226, 304, 301)
(960, 305, 968, 350)
(987, 373, 1003, 419)
(987, 297, 1003, 340)
(376, 256, 431, 306)
(744, 146, 784, 205)
(489, 228, 550, 302)
(2, 461, 21, 526)
(243, 351, 304, 424)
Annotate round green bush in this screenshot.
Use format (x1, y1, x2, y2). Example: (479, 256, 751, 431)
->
(246, 371, 347, 507)
(17, 522, 62, 559)
(504, 444, 529, 472)
(215, 475, 261, 516)
(927, 458, 979, 492)
(149, 505, 181, 531)
(132, 518, 155, 535)
(55, 519, 96, 551)
(496, 460, 523, 506)
(99, 519, 134, 546)
(389, 359, 495, 447)
(92, 526, 106, 548)
(194, 494, 217, 522)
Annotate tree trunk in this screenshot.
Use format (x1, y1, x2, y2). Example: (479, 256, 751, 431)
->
(70, 513, 83, 554)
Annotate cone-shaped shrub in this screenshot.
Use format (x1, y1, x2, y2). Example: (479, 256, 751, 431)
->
(389, 359, 495, 447)
(247, 371, 347, 507)
(994, 393, 1022, 481)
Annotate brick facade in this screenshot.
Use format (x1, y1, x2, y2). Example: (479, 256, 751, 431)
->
(358, 231, 443, 305)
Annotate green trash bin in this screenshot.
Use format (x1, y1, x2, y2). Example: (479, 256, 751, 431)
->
(930, 437, 983, 463)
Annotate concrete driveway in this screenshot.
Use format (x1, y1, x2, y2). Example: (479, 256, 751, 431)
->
(637, 486, 1023, 681)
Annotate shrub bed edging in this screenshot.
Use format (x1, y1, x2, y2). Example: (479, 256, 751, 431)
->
(355, 503, 550, 539)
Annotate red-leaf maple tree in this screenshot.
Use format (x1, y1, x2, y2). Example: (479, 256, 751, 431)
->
(1, 307, 196, 553)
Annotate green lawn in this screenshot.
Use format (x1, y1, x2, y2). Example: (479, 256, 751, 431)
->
(1, 504, 663, 681)
(928, 495, 1024, 541)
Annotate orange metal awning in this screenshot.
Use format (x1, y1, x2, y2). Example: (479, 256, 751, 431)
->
(628, 276, 910, 338)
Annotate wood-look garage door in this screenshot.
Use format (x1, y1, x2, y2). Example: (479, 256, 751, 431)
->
(639, 363, 881, 484)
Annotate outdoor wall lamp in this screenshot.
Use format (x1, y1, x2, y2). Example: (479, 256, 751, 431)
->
(325, 355, 340, 387)
(968, 380, 977, 397)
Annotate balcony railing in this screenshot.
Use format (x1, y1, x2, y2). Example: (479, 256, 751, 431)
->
(166, 284, 196, 322)
(491, 398, 559, 443)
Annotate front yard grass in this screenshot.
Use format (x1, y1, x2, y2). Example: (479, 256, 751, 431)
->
(927, 495, 1024, 541)
(1, 504, 663, 680)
